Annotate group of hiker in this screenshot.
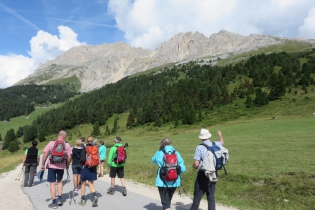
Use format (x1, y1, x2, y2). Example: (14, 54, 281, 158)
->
(22, 128, 227, 210)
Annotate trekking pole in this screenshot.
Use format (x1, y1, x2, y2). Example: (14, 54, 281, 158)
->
(66, 169, 76, 205)
(15, 166, 24, 181)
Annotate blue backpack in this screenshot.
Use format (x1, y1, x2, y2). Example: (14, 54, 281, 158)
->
(201, 142, 228, 175)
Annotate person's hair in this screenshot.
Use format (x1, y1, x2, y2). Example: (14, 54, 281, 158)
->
(80, 137, 85, 142)
(159, 138, 172, 150)
(58, 130, 67, 140)
(87, 136, 93, 144)
(32, 140, 38, 147)
(99, 141, 104, 145)
(75, 139, 82, 146)
(115, 136, 122, 142)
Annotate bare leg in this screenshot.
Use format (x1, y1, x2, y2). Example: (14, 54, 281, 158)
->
(120, 178, 126, 187)
(73, 175, 78, 189)
(88, 181, 96, 192)
(50, 182, 56, 200)
(100, 162, 104, 175)
(57, 179, 63, 196)
(81, 180, 86, 196)
(110, 178, 115, 188)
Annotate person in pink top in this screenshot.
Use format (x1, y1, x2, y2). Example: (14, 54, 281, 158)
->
(41, 130, 72, 209)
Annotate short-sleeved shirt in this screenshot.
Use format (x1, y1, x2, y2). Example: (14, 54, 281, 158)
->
(193, 140, 223, 170)
(43, 140, 72, 170)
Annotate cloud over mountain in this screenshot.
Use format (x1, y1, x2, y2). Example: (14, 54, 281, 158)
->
(0, 26, 84, 88)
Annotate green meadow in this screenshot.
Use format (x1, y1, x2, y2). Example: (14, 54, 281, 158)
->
(2, 102, 314, 209)
(1, 82, 315, 209)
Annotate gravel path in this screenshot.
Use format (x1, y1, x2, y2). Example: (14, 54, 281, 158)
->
(0, 163, 238, 210)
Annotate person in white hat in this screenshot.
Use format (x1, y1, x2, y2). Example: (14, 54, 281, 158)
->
(190, 128, 224, 210)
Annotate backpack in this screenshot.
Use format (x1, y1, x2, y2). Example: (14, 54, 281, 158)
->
(159, 149, 181, 183)
(113, 145, 127, 164)
(50, 139, 67, 163)
(85, 145, 100, 168)
(201, 142, 229, 175)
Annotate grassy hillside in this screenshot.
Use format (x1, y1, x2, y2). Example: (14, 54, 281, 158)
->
(43, 75, 81, 92)
(2, 90, 314, 209)
(217, 41, 314, 67)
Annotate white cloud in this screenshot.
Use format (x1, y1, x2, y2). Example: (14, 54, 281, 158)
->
(298, 7, 315, 39)
(0, 26, 84, 88)
(0, 55, 34, 88)
(108, 0, 315, 50)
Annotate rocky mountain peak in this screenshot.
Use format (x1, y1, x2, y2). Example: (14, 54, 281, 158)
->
(15, 30, 315, 92)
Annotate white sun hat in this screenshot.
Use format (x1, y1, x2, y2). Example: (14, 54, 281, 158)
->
(198, 128, 212, 139)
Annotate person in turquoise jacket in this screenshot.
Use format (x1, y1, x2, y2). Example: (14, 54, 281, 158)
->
(151, 138, 186, 210)
(98, 141, 106, 177)
(106, 136, 127, 196)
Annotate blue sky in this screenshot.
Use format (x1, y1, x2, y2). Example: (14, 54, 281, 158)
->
(0, 0, 315, 88)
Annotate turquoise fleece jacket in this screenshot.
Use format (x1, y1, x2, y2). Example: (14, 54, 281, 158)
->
(99, 145, 106, 161)
(151, 145, 186, 187)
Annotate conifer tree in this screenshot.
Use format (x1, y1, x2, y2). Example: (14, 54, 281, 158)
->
(16, 126, 24, 138)
(91, 121, 100, 136)
(245, 94, 253, 108)
(104, 125, 110, 136)
(111, 118, 118, 134)
(126, 111, 136, 128)
(8, 140, 20, 153)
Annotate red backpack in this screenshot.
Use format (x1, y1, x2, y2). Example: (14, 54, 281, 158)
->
(113, 146, 127, 164)
(50, 139, 67, 163)
(159, 149, 181, 183)
(85, 145, 100, 168)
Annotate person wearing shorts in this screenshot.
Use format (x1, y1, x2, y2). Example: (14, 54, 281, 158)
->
(98, 141, 106, 177)
(106, 136, 127, 196)
(41, 130, 72, 209)
(71, 139, 83, 193)
(78, 136, 98, 207)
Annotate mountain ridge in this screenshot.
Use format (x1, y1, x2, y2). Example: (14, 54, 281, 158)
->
(14, 30, 315, 92)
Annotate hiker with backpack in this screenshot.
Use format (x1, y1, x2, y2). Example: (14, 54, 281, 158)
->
(98, 140, 106, 177)
(22, 140, 40, 187)
(78, 136, 99, 207)
(107, 136, 127, 196)
(41, 130, 72, 209)
(71, 139, 83, 193)
(190, 128, 224, 210)
(151, 138, 186, 210)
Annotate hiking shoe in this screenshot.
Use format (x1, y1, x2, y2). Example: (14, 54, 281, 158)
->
(122, 187, 127, 196)
(107, 187, 115, 195)
(78, 199, 86, 206)
(92, 196, 98, 207)
(48, 203, 58, 209)
(57, 197, 62, 206)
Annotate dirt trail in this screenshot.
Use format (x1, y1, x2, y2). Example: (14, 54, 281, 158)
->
(0, 164, 238, 210)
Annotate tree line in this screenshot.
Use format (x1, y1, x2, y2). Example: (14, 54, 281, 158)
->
(2, 49, 315, 152)
(0, 83, 79, 121)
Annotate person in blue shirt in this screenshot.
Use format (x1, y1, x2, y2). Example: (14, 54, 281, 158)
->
(152, 138, 186, 210)
(190, 128, 224, 210)
(98, 141, 106, 177)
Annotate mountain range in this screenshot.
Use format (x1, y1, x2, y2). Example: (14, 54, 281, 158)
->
(15, 30, 315, 92)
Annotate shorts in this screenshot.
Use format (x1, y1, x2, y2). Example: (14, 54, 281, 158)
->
(109, 166, 124, 178)
(81, 166, 97, 181)
(72, 165, 82, 175)
(47, 168, 64, 182)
